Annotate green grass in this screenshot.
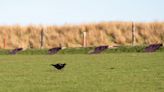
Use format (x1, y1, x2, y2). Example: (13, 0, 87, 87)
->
(0, 53, 164, 92)
(0, 46, 164, 55)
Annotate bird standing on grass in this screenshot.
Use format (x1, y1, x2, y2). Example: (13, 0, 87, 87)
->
(51, 63, 66, 70)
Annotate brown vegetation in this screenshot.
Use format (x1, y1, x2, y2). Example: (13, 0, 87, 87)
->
(0, 22, 163, 49)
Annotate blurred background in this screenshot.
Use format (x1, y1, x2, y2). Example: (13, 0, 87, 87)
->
(0, 0, 163, 49)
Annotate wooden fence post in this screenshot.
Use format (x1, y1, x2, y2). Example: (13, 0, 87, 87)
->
(83, 31, 87, 47)
(40, 28, 44, 49)
(100, 31, 104, 42)
(132, 22, 135, 46)
(3, 32, 6, 49)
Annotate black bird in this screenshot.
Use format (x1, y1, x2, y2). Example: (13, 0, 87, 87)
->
(10, 48, 23, 55)
(110, 67, 115, 69)
(51, 63, 66, 70)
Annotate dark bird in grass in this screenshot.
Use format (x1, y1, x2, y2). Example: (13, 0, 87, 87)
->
(110, 67, 115, 69)
(51, 63, 66, 70)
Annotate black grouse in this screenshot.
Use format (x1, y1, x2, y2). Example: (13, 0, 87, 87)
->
(51, 63, 66, 70)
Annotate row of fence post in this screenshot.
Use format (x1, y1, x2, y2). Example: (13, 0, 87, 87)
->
(81, 22, 136, 47)
(39, 29, 88, 48)
(3, 22, 136, 49)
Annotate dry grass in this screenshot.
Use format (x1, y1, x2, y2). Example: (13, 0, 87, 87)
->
(0, 22, 164, 49)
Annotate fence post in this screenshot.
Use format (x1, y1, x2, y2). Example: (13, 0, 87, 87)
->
(40, 27, 44, 49)
(132, 22, 135, 46)
(3, 32, 6, 49)
(83, 31, 87, 47)
(100, 31, 104, 42)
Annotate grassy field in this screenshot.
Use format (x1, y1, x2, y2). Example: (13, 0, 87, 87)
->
(0, 53, 164, 92)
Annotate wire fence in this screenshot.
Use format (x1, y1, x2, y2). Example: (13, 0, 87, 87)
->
(0, 22, 164, 49)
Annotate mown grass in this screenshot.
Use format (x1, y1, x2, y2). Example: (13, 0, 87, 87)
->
(0, 53, 164, 92)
